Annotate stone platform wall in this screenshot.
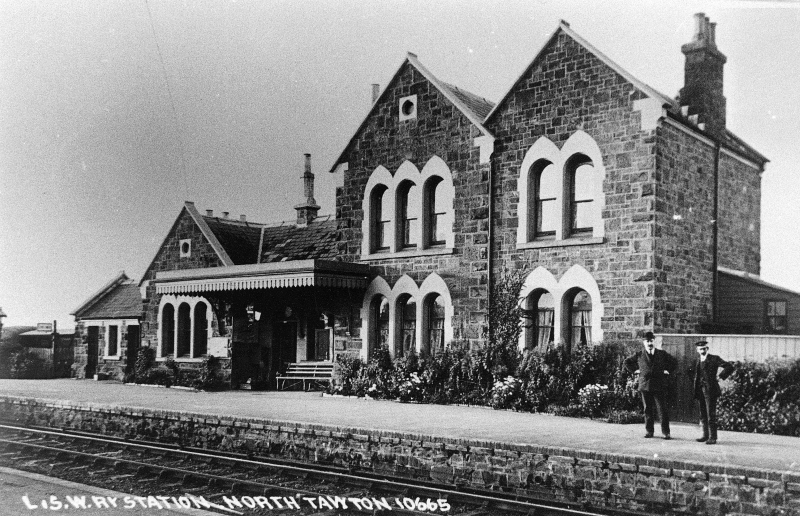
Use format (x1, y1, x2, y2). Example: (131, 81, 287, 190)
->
(2, 396, 798, 516)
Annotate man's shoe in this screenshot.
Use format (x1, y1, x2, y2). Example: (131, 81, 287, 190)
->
(662, 435, 671, 440)
(644, 433, 654, 438)
(696, 436, 708, 442)
(705, 438, 717, 445)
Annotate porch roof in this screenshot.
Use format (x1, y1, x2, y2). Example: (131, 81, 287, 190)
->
(154, 260, 371, 294)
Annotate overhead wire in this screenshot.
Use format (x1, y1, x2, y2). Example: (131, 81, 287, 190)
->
(143, 0, 190, 199)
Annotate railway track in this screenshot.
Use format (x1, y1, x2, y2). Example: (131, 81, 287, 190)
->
(0, 423, 639, 516)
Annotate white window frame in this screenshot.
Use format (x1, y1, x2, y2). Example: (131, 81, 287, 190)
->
(517, 131, 606, 248)
(157, 295, 213, 362)
(361, 156, 455, 259)
(518, 265, 604, 348)
(360, 273, 453, 360)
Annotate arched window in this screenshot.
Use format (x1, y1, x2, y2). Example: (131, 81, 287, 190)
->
(397, 181, 420, 249)
(193, 302, 208, 357)
(531, 160, 558, 239)
(567, 155, 594, 235)
(177, 303, 191, 357)
(161, 304, 175, 357)
(424, 177, 447, 247)
(526, 291, 554, 350)
(398, 295, 416, 357)
(567, 289, 592, 351)
(373, 296, 390, 355)
(371, 186, 390, 252)
(425, 294, 445, 355)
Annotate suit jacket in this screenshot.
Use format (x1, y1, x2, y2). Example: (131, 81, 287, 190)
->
(693, 354, 734, 400)
(624, 348, 676, 393)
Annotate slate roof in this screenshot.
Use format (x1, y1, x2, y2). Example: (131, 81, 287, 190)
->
(74, 282, 142, 319)
(260, 216, 339, 263)
(198, 214, 339, 265)
(202, 217, 264, 265)
(441, 83, 495, 120)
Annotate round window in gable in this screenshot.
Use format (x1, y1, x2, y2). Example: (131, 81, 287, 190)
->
(179, 239, 191, 258)
(398, 94, 417, 122)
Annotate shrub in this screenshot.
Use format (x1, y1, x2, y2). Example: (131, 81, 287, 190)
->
(193, 355, 221, 391)
(490, 376, 522, 410)
(718, 359, 800, 436)
(332, 353, 362, 396)
(134, 347, 155, 383)
(577, 383, 610, 418)
(9, 350, 47, 379)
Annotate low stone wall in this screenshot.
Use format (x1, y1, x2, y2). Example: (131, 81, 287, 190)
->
(1, 396, 798, 516)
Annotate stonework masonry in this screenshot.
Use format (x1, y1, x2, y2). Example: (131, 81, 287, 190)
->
(336, 64, 492, 346)
(140, 208, 226, 378)
(3, 397, 798, 516)
(487, 31, 660, 341)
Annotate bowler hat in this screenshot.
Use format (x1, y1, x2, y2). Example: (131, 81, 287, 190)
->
(643, 331, 655, 341)
(694, 341, 709, 347)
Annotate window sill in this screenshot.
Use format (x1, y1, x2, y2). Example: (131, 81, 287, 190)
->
(517, 237, 604, 250)
(102, 356, 121, 361)
(361, 247, 454, 261)
(156, 357, 205, 363)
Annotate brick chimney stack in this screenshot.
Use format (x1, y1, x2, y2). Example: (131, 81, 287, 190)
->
(680, 13, 727, 138)
(294, 153, 320, 225)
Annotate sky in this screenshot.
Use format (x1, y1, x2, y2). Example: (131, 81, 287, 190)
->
(1, 0, 798, 330)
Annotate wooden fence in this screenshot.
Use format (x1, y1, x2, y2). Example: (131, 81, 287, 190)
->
(659, 334, 800, 422)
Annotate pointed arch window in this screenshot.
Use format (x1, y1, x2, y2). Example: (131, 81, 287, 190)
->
(568, 155, 594, 235)
(371, 186, 390, 252)
(425, 177, 447, 247)
(425, 294, 445, 355)
(530, 160, 558, 239)
(373, 296, 390, 355)
(398, 295, 416, 357)
(526, 291, 554, 350)
(397, 181, 420, 248)
(567, 289, 592, 351)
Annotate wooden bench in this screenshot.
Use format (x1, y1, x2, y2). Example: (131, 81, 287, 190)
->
(275, 362, 335, 391)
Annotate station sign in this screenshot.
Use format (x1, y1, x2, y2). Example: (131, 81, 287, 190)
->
(36, 323, 54, 332)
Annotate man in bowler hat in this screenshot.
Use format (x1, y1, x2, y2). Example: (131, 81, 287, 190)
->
(693, 341, 734, 444)
(625, 332, 677, 439)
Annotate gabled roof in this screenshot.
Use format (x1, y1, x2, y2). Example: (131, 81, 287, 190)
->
(329, 52, 494, 173)
(485, 21, 675, 123)
(203, 216, 264, 265)
(72, 272, 142, 319)
(260, 216, 339, 263)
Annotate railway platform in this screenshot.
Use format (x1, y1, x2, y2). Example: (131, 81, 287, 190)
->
(1, 379, 799, 515)
(0, 379, 797, 473)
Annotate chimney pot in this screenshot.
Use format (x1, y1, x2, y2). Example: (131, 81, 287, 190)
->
(206, 210, 213, 217)
(693, 13, 705, 41)
(681, 14, 726, 138)
(371, 84, 380, 104)
(295, 153, 320, 225)
(240, 214, 246, 222)
(222, 211, 229, 219)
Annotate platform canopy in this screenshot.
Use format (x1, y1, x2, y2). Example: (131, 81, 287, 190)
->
(154, 259, 371, 294)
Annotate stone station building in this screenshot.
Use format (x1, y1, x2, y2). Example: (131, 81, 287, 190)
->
(73, 14, 800, 386)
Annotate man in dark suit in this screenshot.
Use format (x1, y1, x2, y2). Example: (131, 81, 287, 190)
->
(624, 331, 677, 439)
(693, 341, 734, 445)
